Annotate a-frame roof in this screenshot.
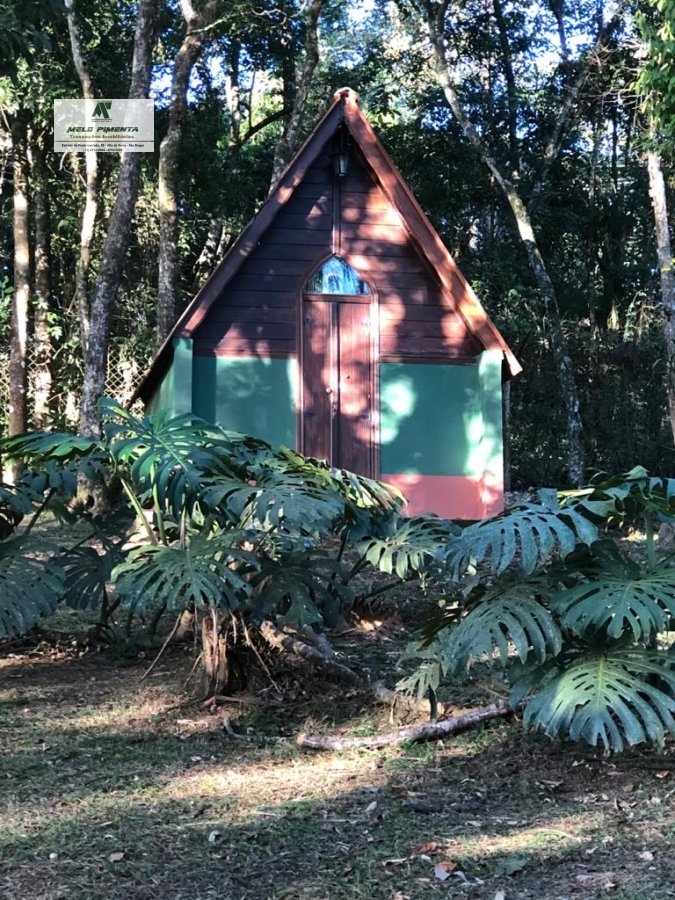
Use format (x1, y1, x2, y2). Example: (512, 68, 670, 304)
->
(135, 87, 520, 403)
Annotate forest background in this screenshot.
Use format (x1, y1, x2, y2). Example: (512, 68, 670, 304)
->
(0, 0, 673, 491)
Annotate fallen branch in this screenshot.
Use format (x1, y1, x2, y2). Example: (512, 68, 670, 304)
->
(259, 620, 434, 712)
(222, 715, 286, 745)
(297, 699, 512, 751)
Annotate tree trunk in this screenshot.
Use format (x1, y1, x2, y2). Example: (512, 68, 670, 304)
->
(492, 0, 519, 172)
(32, 141, 53, 430)
(8, 112, 30, 480)
(421, 0, 586, 485)
(157, 0, 214, 347)
(79, 0, 158, 439)
(201, 610, 229, 695)
(64, 0, 98, 355)
(269, 0, 326, 188)
(191, 216, 223, 290)
(647, 149, 675, 445)
(225, 40, 242, 146)
(505, 189, 584, 484)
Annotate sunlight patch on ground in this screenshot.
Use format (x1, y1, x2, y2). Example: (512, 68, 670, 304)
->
(440, 812, 601, 859)
(0, 687, 180, 734)
(164, 752, 386, 808)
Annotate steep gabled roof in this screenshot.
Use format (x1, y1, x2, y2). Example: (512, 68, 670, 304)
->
(134, 87, 520, 403)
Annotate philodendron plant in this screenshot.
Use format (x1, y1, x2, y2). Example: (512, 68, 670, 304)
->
(398, 467, 675, 752)
(0, 400, 403, 690)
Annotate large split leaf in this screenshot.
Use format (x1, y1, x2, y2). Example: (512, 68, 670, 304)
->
(0, 483, 35, 540)
(113, 529, 258, 618)
(522, 648, 675, 751)
(0, 539, 65, 639)
(552, 561, 675, 641)
(442, 582, 562, 673)
(562, 466, 675, 524)
(396, 641, 447, 700)
(103, 404, 244, 521)
(201, 470, 345, 534)
(248, 548, 352, 629)
(439, 502, 598, 579)
(0, 430, 100, 460)
(357, 514, 458, 579)
(60, 543, 122, 611)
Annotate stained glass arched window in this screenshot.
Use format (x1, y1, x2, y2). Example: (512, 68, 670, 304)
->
(305, 255, 370, 295)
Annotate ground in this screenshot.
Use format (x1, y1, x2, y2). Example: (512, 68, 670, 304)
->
(2, 616, 675, 900)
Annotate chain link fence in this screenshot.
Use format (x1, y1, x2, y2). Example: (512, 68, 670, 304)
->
(0, 339, 145, 434)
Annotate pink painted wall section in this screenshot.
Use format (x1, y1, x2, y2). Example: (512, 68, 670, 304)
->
(381, 473, 504, 520)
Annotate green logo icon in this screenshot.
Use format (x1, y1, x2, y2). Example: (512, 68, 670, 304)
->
(92, 101, 112, 119)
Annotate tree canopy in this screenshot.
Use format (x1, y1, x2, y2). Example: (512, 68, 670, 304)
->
(0, 0, 672, 485)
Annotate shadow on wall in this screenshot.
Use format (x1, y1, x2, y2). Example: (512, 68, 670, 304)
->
(192, 355, 298, 449)
(379, 360, 503, 519)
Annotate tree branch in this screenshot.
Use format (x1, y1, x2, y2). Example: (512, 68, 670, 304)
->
(531, 2, 627, 205)
(259, 620, 436, 712)
(298, 699, 512, 750)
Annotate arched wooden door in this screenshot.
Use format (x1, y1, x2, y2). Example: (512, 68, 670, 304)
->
(301, 288, 376, 478)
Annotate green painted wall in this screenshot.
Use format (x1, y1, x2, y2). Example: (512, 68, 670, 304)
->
(379, 353, 503, 476)
(192, 356, 297, 447)
(146, 337, 193, 417)
(478, 349, 504, 479)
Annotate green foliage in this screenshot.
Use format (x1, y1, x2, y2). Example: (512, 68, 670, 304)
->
(402, 468, 675, 753)
(562, 466, 675, 524)
(634, 0, 675, 141)
(249, 548, 347, 630)
(0, 0, 58, 72)
(0, 404, 403, 656)
(357, 514, 458, 579)
(113, 529, 258, 619)
(396, 637, 448, 701)
(441, 582, 563, 673)
(0, 483, 33, 539)
(519, 649, 675, 752)
(0, 537, 64, 639)
(438, 496, 598, 579)
(552, 561, 675, 642)
(59, 540, 123, 613)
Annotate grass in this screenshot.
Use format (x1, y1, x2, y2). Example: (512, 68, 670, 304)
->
(4, 624, 675, 899)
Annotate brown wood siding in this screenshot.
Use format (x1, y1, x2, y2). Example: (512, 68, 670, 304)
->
(336, 148, 479, 361)
(136, 90, 517, 410)
(192, 141, 478, 363)
(193, 150, 333, 357)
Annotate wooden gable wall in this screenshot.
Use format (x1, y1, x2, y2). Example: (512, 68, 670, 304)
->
(191, 141, 481, 363)
(138, 89, 516, 519)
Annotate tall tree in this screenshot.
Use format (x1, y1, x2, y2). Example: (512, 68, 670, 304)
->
(8, 109, 29, 477)
(635, 0, 675, 443)
(398, 0, 623, 485)
(647, 150, 675, 441)
(269, 0, 328, 186)
(32, 134, 53, 429)
(64, 0, 99, 357)
(157, 0, 218, 346)
(79, 0, 159, 439)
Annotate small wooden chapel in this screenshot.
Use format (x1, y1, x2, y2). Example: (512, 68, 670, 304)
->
(135, 88, 521, 519)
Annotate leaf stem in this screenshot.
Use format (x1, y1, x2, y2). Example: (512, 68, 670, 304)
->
(119, 476, 157, 545)
(645, 512, 656, 570)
